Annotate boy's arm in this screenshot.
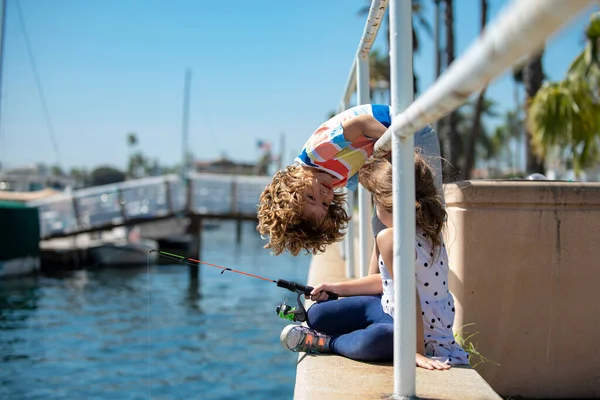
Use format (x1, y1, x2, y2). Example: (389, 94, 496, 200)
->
(342, 114, 388, 142)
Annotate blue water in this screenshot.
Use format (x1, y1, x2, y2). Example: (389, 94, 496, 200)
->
(0, 221, 311, 399)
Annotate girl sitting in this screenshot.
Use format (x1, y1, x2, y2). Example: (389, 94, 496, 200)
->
(278, 151, 469, 369)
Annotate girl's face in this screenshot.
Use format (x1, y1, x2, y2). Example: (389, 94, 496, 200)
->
(301, 170, 335, 221)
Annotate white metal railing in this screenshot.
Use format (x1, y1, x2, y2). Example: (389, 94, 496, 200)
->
(340, 0, 389, 280)
(338, 0, 594, 398)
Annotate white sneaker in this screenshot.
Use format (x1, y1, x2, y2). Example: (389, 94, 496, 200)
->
(280, 324, 331, 353)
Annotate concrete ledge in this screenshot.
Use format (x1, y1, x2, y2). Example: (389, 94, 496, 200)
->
(294, 240, 501, 400)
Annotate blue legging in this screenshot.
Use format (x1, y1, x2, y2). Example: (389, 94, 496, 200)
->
(306, 295, 393, 362)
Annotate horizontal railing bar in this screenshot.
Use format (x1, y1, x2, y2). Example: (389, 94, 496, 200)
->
(340, 0, 390, 109)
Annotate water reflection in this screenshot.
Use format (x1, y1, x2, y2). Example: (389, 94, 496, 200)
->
(1, 221, 309, 399)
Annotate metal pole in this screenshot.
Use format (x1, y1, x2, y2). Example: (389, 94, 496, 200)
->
(357, 57, 373, 278)
(343, 187, 356, 278)
(340, 98, 354, 278)
(390, 0, 415, 398)
(340, 0, 390, 108)
(181, 68, 192, 183)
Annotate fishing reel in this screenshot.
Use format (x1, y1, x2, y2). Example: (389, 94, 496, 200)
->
(276, 292, 308, 323)
(274, 279, 339, 323)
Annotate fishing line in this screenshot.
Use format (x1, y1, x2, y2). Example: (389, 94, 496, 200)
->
(147, 248, 339, 323)
(154, 250, 276, 282)
(146, 251, 151, 399)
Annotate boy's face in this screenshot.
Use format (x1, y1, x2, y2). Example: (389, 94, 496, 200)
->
(301, 171, 335, 221)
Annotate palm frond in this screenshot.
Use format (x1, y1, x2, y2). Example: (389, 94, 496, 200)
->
(527, 78, 600, 172)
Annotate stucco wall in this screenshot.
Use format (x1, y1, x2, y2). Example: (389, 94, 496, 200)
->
(444, 181, 600, 399)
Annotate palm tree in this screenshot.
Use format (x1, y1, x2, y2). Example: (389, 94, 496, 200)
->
(523, 50, 546, 174)
(527, 12, 600, 177)
(441, 0, 461, 181)
(127, 132, 137, 149)
(455, 98, 501, 174)
(462, 0, 488, 180)
(369, 48, 391, 101)
(126, 132, 138, 179)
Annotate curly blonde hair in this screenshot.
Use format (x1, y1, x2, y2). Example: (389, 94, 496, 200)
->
(256, 164, 350, 256)
(358, 151, 446, 253)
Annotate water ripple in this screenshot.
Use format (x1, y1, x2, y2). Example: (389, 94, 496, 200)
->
(0, 221, 310, 399)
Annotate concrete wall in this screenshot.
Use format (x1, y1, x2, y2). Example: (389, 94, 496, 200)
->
(444, 181, 600, 399)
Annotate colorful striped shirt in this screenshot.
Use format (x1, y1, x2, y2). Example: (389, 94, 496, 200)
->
(295, 104, 392, 191)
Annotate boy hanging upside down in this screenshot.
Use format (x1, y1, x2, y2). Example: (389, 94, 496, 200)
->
(256, 104, 441, 257)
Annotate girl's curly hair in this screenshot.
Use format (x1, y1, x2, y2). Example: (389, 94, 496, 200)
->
(256, 164, 350, 256)
(358, 150, 446, 254)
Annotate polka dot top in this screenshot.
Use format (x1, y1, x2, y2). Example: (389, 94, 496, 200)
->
(378, 226, 469, 365)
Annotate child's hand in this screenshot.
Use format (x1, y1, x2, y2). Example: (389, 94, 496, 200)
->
(309, 283, 339, 302)
(416, 353, 451, 370)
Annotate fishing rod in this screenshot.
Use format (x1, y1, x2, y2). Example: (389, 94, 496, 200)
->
(149, 249, 339, 323)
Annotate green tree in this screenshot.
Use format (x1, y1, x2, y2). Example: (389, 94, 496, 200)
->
(128, 152, 148, 179)
(462, 0, 489, 180)
(488, 111, 523, 176)
(527, 12, 600, 177)
(523, 49, 546, 174)
(51, 165, 64, 177)
(455, 98, 501, 175)
(90, 166, 125, 186)
(435, 0, 461, 180)
(126, 132, 138, 178)
(69, 167, 88, 188)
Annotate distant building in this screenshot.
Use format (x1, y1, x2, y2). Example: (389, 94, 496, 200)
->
(193, 157, 260, 175)
(0, 165, 76, 192)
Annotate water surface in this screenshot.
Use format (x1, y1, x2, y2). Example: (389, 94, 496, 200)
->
(0, 221, 311, 399)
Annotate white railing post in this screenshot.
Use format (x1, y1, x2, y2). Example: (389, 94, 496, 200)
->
(343, 187, 355, 278)
(390, 0, 415, 398)
(340, 98, 355, 278)
(339, 0, 389, 278)
(357, 57, 373, 278)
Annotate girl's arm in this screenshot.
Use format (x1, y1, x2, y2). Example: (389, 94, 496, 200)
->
(310, 243, 383, 301)
(310, 274, 382, 300)
(416, 290, 425, 356)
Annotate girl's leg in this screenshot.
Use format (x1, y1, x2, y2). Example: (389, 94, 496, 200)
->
(329, 322, 394, 362)
(306, 295, 396, 362)
(307, 295, 387, 335)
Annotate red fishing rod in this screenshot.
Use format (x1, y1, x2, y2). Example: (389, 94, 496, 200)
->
(150, 249, 338, 323)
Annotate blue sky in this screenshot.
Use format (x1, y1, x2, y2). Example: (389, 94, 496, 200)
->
(1, 0, 598, 171)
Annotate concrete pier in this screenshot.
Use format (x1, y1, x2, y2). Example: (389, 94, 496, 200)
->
(295, 239, 501, 400)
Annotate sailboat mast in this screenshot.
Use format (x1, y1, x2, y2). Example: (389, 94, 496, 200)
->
(0, 0, 6, 168)
(181, 68, 192, 181)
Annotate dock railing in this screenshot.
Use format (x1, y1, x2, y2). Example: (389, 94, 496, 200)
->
(27, 173, 272, 240)
(339, 0, 594, 397)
